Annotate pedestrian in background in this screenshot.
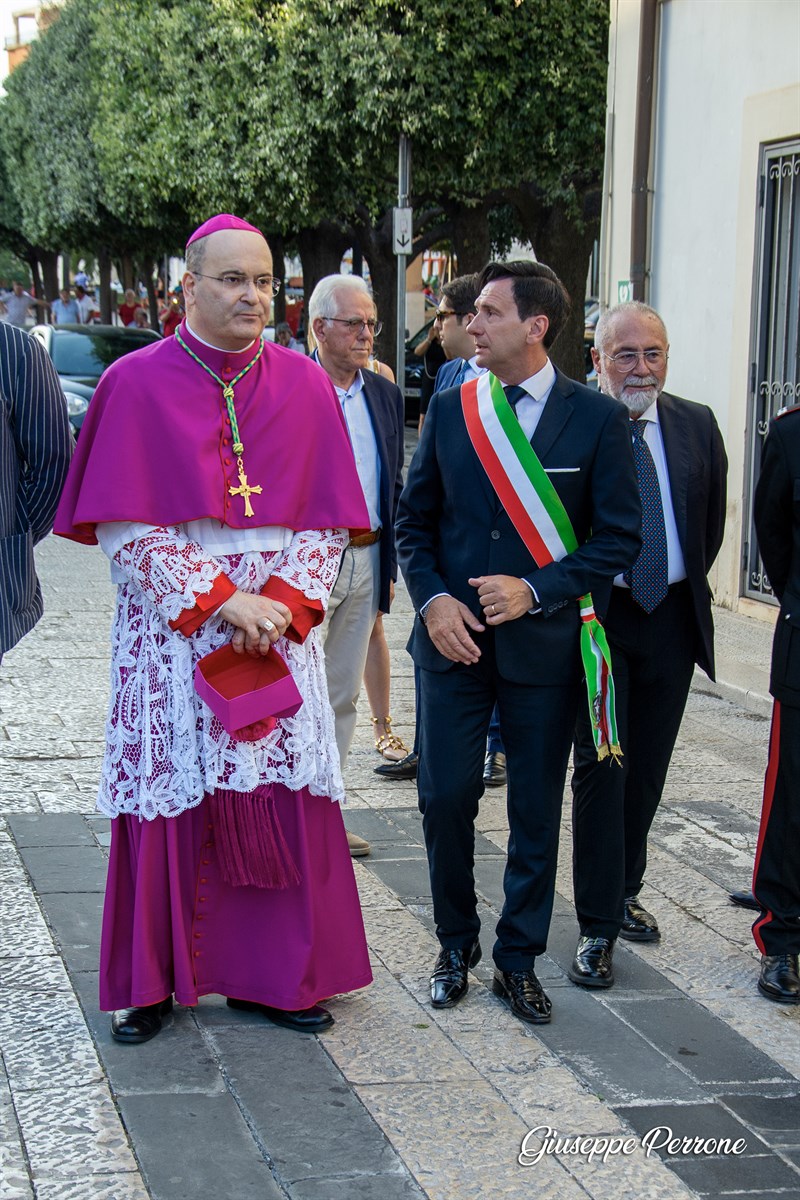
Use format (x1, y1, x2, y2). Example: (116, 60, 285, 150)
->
(51, 287, 81, 325)
(0, 280, 50, 327)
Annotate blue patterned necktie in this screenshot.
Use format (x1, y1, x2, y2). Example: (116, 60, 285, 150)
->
(624, 419, 668, 612)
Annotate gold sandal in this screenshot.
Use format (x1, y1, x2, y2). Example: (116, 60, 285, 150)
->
(372, 715, 409, 762)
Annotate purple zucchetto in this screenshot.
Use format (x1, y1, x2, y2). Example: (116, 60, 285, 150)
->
(186, 213, 264, 248)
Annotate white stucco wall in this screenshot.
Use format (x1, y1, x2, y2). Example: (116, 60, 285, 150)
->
(602, 0, 800, 608)
(649, 0, 800, 421)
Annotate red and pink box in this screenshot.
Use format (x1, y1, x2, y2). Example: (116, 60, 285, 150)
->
(194, 644, 303, 742)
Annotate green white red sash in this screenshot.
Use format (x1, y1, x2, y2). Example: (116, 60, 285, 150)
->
(461, 372, 621, 762)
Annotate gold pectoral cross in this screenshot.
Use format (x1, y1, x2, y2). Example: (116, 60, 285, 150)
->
(229, 467, 263, 518)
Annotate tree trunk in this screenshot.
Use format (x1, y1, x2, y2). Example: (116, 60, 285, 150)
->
(510, 189, 600, 383)
(296, 221, 351, 320)
(120, 254, 134, 291)
(39, 248, 59, 304)
(448, 199, 492, 275)
(98, 245, 113, 324)
(137, 256, 159, 329)
(355, 209, 399, 377)
(266, 232, 286, 325)
(26, 251, 43, 304)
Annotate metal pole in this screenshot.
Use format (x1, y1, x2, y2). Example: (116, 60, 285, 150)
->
(396, 134, 410, 379)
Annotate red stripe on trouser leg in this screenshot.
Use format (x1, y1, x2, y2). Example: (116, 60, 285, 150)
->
(752, 701, 781, 955)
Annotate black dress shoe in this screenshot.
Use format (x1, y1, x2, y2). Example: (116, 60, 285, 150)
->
(226, 997, 334, 1030)
(492, 967, 552, 1024)
(483, 751, 507, 788)
(568, 936, 615, 988)
(430, 939, 482, 1008)
(730, 888, 760, 911)
(619, 895, 660, 942)
(374, 751, 418, 780)
(758, 954, 800, 1004)
(111, 997, 173, 1044)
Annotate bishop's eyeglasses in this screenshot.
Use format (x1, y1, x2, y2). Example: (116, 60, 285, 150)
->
(191, 272, 282, 297)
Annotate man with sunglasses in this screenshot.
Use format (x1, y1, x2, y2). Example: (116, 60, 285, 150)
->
(568, 301, 727, 989)
(309, 275, 405, 856)
(417, 274, 482, 434)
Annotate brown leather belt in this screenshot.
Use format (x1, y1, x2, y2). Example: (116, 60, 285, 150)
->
(348, 528, 382, 548)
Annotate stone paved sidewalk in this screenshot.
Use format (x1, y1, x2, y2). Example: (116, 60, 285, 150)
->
(1, 520, 798, 1200)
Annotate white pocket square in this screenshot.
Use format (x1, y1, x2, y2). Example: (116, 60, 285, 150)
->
(545, 467, 580, 474)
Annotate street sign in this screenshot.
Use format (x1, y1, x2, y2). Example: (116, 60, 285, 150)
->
(393, 207, 413, 256)
(618, 280, 634, 303)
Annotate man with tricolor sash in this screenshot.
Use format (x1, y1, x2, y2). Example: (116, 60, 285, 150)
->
(396, 260, 641, 1025)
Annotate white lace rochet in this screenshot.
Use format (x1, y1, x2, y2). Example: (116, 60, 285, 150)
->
(97, 523, 347, 820)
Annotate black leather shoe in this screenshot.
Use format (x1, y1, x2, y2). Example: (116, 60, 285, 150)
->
(568, 936, 615, 988)
(620, 895, 660, 942)
(374, 751, 418, 780)
(226, 997, 334, 1030)
(430, 939, 482, 1008)
(758, 954, 800, 1004)
(483, 751, 507, 787)
(730, 888, 760, 911)
(111, 997, 173, 1044)
(492, 967, 552, 1024)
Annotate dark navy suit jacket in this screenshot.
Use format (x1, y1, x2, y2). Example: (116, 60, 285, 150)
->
(396, 368, 642, 685)
(0, 324, 72, 655)
(755, 405, 800, 706)
(355, 368, 405, 613)
(433, 357, 470, 394)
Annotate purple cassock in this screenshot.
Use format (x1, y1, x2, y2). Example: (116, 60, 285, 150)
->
(55, 322, 373, 1013)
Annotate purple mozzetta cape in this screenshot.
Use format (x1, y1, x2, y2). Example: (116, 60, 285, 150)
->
(55, 323, 369, 542)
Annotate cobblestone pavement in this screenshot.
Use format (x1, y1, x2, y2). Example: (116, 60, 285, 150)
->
(1, 502, 798, 1199)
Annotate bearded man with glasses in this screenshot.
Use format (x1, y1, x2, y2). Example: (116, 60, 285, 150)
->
(568, 301, 728, 990)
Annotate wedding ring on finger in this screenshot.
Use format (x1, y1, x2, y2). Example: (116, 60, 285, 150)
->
(491, 604, 497, 615)
(261, 618, 276, 634)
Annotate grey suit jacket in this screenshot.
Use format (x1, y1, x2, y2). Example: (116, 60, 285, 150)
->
(0, 324, 72, 655)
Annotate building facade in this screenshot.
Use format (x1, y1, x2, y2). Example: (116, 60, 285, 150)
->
(599, 0, 800, 615)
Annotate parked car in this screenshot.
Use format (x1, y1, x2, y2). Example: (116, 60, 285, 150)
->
(29, 323, 162, 436)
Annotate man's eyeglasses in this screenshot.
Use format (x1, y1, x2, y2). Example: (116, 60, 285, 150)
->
(602, 349, 668, 370)
(191, 272, 282, 297)
(325, 317, 383, 335)
(433, 309, 470, 324)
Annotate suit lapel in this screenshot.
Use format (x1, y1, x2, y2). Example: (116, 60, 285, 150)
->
(531, 369, 575, 461)
(361, 371, 387, 480)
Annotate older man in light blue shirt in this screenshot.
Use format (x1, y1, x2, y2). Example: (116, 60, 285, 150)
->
(309, 275, 406, 855)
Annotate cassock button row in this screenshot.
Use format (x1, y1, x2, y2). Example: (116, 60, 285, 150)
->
(200, 877, 208, 884)
(194, 951, 201, 958)
(224, 459, 231, 466)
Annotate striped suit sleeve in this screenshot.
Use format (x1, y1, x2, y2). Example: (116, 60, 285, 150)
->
(11, 330, 73, 543)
